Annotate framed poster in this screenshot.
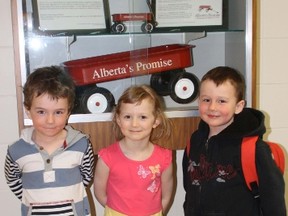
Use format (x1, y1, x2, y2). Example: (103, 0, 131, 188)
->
(31, 0, 110, 35)
(152, 0, 228, 32)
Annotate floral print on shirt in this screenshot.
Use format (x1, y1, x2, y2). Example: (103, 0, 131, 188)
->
(137, 164, 161, 193)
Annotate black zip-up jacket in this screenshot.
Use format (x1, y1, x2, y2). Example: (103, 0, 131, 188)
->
(182, 108, 286, 216)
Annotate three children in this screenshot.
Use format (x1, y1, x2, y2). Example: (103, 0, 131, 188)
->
(5, 65, 286, 216)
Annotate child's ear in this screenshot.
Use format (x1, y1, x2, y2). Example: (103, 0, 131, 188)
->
(116, 114, 121, 125)
(66, 112, 70, 123)
(25, 108, 31, 119)
(153, 118, 161, 128)
(235, 99, 245, 114)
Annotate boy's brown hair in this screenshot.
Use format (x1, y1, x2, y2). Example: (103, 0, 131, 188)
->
(23, 66, 75, 113)
(201, 66, 246, 102)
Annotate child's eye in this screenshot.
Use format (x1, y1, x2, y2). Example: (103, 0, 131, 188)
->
(218, 100, 227, 104)
(123, 115, 131, 119)
(55, 110, 64, 115)
(140, 115, 147, 120)
(202, 98, 210, 102)
(37, 110, 45, 115)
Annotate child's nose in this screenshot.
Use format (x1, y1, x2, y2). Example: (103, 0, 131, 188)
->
(132, 117, 139, 126)
(209, 101, 217, 110)
(47, 114, 55, 123)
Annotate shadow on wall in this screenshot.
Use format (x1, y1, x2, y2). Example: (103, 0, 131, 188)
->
(262, 110, 287, 213)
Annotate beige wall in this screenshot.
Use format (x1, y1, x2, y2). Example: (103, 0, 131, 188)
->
(258, 1, 288, 146)
(0, 1, 21, 214)
(257, 0, 288, 207)
(1, 0, 288, 215)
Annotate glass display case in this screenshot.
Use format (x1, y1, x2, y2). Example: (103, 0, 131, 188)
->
(12, 0, 256, 150)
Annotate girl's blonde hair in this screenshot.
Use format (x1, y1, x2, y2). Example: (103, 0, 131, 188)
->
(112, 85, 172, 143)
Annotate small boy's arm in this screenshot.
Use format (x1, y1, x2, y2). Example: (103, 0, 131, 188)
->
(80, 142, 95, 187)
(4, 153, 23, 200)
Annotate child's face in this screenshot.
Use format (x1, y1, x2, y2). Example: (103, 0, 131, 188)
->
(198, 80, 245, 136)
(116, 98, 160, 143)
(26, 93, 70, 139)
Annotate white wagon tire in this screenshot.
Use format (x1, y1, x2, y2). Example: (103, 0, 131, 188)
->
(87, 93, 109, 113)
(79, 86, 115, 113)
(169, 72, 199, 104)
(141, 22, 154, 33)
(111, 23, 127, 33)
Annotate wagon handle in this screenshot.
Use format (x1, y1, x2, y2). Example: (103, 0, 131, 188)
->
(146, 0, 158, 26)
(67, 34, 77, 60)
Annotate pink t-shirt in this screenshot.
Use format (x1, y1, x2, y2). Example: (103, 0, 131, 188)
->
(99, 142, 172, 216)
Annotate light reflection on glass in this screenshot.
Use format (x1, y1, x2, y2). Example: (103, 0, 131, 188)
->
(28, 38, 46, 51)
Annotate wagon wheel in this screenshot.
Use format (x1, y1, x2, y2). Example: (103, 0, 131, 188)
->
(79, 86, 115, 113)
(111, 22, 126, 33)
(72, 85, 92, 114)
(169, 72, 199, 104)
(150, 71, 173, 96)
(110, 23, 117, 33)
(141, 22, 154, 33)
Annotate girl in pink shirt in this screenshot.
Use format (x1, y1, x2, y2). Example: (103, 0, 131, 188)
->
(94, 85, 174, 216)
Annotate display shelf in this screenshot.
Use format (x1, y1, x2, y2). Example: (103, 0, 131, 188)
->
(69, 116, 201, 152)
(24, 107, 199, 125)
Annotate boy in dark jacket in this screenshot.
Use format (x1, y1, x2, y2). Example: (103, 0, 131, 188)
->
(182, 66, 286, 216)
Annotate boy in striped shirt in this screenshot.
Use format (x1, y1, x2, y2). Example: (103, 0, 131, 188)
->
(4, 66, 95, 216)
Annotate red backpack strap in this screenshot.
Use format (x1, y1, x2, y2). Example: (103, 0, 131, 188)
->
(241, 136, 259, 191)
(241, 137, 285, 197)
(266, 141, 285, 174)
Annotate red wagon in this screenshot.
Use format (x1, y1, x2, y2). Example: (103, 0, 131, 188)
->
(62, 44, 199, 114)
(110, 13, 157, 33)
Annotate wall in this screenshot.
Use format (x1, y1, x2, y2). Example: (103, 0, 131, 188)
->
(257, 0, 288, 206)
(1, 0, 288, 215)
(258, 2, 288, 145)
(0, 1, 21, 215)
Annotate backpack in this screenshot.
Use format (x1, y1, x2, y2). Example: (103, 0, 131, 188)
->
(185, 136, 285, 197)
(241, 136, 285, 197)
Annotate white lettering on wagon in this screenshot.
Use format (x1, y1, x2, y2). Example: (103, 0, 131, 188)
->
(136, 59, 172, 71)
(92, 58, 173, 80)
(93, 66, 128, 80)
